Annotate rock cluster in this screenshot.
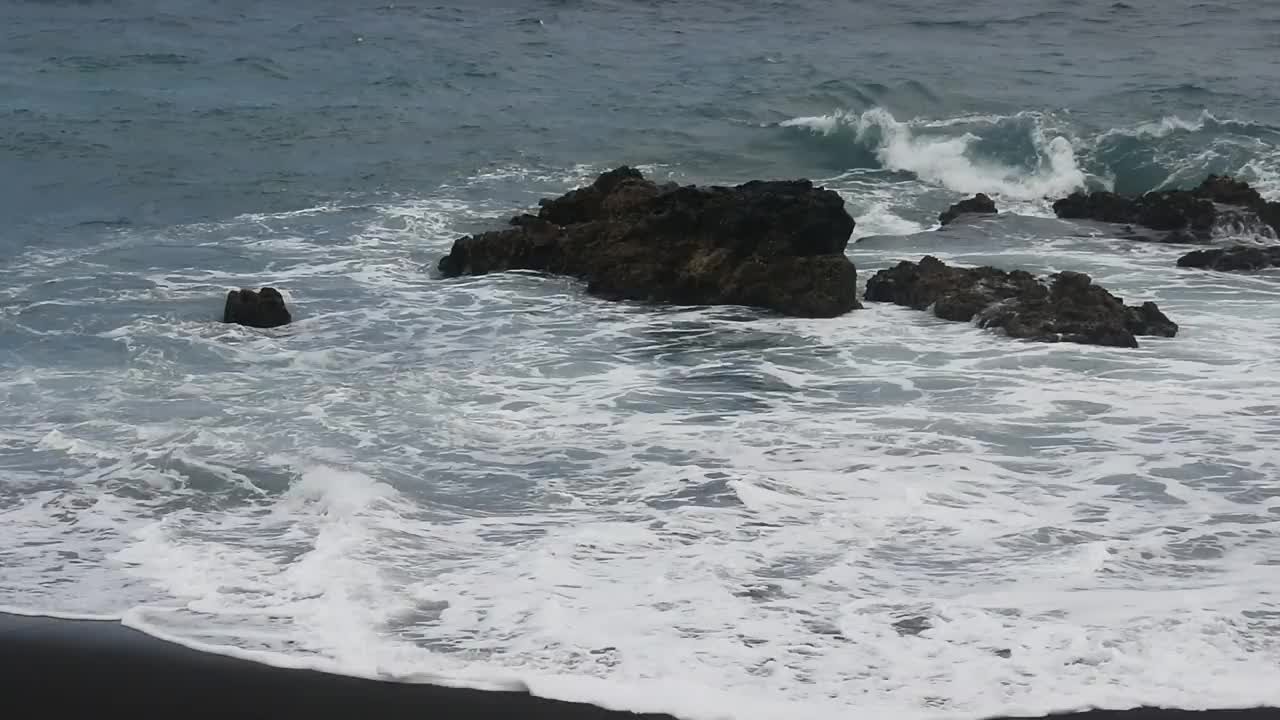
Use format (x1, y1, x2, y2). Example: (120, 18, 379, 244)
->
(1053, 175, 1280, 243)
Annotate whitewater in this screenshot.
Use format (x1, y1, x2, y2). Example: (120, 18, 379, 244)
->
(3, 97, 1280, 719)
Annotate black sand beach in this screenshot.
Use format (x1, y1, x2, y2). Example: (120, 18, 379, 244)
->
(0, 612, 1275, 720)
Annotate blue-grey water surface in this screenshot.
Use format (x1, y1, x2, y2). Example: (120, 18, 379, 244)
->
(3, 2, 1280, 719)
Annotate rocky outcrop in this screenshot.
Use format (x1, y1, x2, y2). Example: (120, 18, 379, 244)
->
(1052, 175, 1280, 242)
(1053, 191, 1215, 240)
(864, 256, 1177, 347)
(939, 193, 998, 226)
(223, 288, 291, 328)
(437, 167, 861, 317)
(1177, 245, 1280, 272)
(1195, 174, 1266, 206)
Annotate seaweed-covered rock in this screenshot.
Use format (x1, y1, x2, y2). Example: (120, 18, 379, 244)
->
(1052, 175, 1280, 242)
(222, 288, 291, 328)
(864, 256, 1176, 347)
(437, 167, 861, 317)
(1177, 245, 1280, 272)
(938, 193, 998, 226)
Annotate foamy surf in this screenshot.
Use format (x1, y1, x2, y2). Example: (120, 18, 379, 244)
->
(781, 108, 1091, 201)
(2, 160, 1280, 720)
(8, 0, 1280, 714)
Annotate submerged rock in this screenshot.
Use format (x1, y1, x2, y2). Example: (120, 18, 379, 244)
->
(938, 193, 998, 226)
(864, 256, 1177, 347)
(891, 616, 932, 637)
(223, 287, 291, 328)
(1052, 175, 1280, 243)
(437, 167, 861, 318)
(1177, 245, 1280, 272)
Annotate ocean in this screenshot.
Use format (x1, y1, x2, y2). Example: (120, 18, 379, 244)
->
(3, 0, 1280, 717)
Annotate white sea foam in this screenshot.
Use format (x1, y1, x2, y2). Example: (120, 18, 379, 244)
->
(1240, 153, 1280, 201)
(1128, 112, 1217, 139)
(0, 606, 121, 622)
(2, 166, 1280, 719)
(783, 108, 1089, 201)
(1102, 110, 1264, 141)
(828, 177, 930, 237)
(778, 111, 850, 135)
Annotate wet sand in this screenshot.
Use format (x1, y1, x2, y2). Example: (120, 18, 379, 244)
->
(0, 612, 1275, 720)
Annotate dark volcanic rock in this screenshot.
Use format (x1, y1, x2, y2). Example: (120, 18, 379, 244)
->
(938, 193, 998, 226)
(1260, 203, 1280, 236)
(438, 167, 861, 317)
(865, 256, 1040, 318)
(1052, 175, 1280, 242)
(979, 271, 1178, 347)
(864, 256, 1177, 347)
(1177, 245, 1280, 272)
(1195, 174, 1265, 206)
(1053, 190, 1215, 237)
(223, 288, 291, 328)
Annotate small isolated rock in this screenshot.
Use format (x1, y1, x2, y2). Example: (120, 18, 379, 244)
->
(223, 287, 291, 328)
(1177, 245, 1280, 272)
(939, 193, 998, 226)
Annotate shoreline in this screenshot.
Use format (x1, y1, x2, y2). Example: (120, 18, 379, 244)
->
(1, 612, 1277, 720)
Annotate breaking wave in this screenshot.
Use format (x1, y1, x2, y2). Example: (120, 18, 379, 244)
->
(780, 107, 1280, 203)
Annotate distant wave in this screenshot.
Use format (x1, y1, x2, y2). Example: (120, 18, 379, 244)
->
(1089, 110, 1280, 196)
(778, 107, 1280, 201)
(1096, 109, 1273, 141)
(779, 108, 1088, 200)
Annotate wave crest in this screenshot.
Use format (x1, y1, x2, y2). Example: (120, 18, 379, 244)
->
(1090, 110, 1280, 197)
(781, 108, 1089, 200)
(780, 107, 1280, 202)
